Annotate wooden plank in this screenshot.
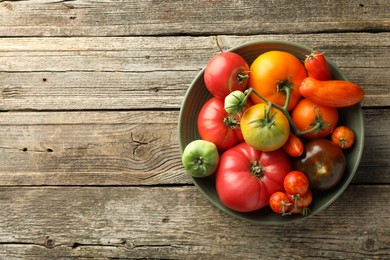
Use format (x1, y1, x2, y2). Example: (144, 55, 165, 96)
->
(0, 33, 389, 110)
(0, 109, 388, 186)
(0, 185, 389, 259)
(0, 0, 388, 37)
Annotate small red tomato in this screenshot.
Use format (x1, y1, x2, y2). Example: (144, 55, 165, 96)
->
(288, 189, 313, 215)
(283, 133, 304, 157)
(269, 192, 292, 214)
(304, 51, 332, 80)
(284, 171, 309, 196)
(331, 126, 355, 149)
(204, 52, 250, 100)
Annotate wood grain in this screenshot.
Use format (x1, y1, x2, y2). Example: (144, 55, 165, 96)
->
(0, 109, 387, 186)
(0, 33, 389, 110)
(0, 0, 388, 37)
(0, 185, 388, 259)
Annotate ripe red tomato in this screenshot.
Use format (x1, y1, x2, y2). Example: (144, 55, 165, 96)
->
(331, 126, 355, 149)
(288, 189, 313, 215)
(248, 51, 307, 110)
(291, 98, 338, 139)
(204, 52, 250, 100)
(304, 51, 332, 80)
(283, 133, 304, 157)
(269, 192, 292, 214)
(283, 171, 309, 196)
(198, 97, 249, 151)
(216, 142, 292, 212)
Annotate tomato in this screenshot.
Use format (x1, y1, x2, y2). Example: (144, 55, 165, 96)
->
(331, 126, 355, 149)
(182, 140, 219, 178)
(288, 189, 312, 215)
(248, 51, 307, 111)
(283, 133, 304, 157)
(299, 77, 365, 108)
(216, 142, 292, 212)
(283, 171, 309, 196)
(294, 139, 346, 190)
(198, 97, 250, 151)
(204, 52, 250, 100)
(240, 103, 290, 151)
(304, 51, 332, 80)
(291, 98, 338, 139)
(269, 192, 292, 214)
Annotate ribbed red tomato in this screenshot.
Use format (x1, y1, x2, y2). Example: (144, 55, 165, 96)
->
(216, 142, 292, 212)
(198, 97, 251, 151)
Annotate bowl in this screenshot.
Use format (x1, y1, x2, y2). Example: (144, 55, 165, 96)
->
(178, 40, 364, 224)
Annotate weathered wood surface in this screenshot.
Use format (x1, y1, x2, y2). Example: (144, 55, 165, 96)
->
(0, 185, 389, 259)
(0, 33, 389, 110)
(0, 0, 389, 259)
(0, 0, 389, 36)
(0, 109, 388, 186)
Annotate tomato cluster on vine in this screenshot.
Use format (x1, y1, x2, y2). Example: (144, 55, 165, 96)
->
(182, 49, 364, 217)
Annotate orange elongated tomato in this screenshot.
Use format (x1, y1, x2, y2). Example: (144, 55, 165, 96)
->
(249, 51, 307, 111)
(299, 77, 365, 108)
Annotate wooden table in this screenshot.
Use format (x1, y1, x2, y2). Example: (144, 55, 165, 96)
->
(0, 1, 389, 259)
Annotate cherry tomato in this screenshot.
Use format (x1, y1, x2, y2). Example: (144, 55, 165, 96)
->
(283, 133, 304, 157)
(283, 171, 309, 196)
(216, 143, 292, 212)
(304, 51, 332, 80)
(331, 126, 355, 149)
(299, 77, 365, 108)
(269, 192, 292, 214)
(292, 98, 338, 139)
(181, 140, 219, 178)
(204, 52, 250, 100)
(248, 51, 307, 110)
(294, 139, 346, 190)
(240, 103, 290, 151)
(288, 189, 313, 215)
(198, 97, 250, 151)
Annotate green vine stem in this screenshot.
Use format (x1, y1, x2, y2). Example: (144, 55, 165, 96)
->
(237, 87, 324, 137)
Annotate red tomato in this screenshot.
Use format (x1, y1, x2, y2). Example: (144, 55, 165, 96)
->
(292, 98, 338, 139)
(283, 133, 304, 157)
(288, 189, 313, 215)
(216, 142, 292, 212)
(304, 51, 332, 80)
(248, 51, 307, 110)
(198, 97, 250, 151)
(204, 52, 250, 100)
(269, 192, 292, 214)
(331, 126, 355, 149)
(283, 171, 309, 196)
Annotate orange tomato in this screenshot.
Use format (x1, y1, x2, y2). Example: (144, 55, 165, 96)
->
(292, 98, 338, 139)
(299, 77, 365, 108)
(331, 126, 355, 149)
(248, 51, 307, 111)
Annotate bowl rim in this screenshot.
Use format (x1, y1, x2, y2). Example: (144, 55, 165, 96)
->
(178, 39, 365, 224)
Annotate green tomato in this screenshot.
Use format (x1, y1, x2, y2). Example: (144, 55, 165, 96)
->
(240, 103, 290, 151)
(181, 140, 219, 177)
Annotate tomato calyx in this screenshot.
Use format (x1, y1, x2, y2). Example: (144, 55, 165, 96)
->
(236, 71, 250, 83)
(250, 161, 265, 178)
(228, 67, 250, 92)
(248, 104, 276, 129)
(223, 115, 240, 129)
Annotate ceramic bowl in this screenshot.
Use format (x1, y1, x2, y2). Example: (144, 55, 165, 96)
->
(178, 40, 364, 224)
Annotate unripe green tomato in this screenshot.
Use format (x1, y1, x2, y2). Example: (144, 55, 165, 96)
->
(182, 140, 219, 177)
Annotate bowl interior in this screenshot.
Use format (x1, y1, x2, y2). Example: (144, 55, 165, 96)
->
(178, 40, 364, 224)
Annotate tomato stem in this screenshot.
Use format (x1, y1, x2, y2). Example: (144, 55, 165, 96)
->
(240, 88, 328, 137)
